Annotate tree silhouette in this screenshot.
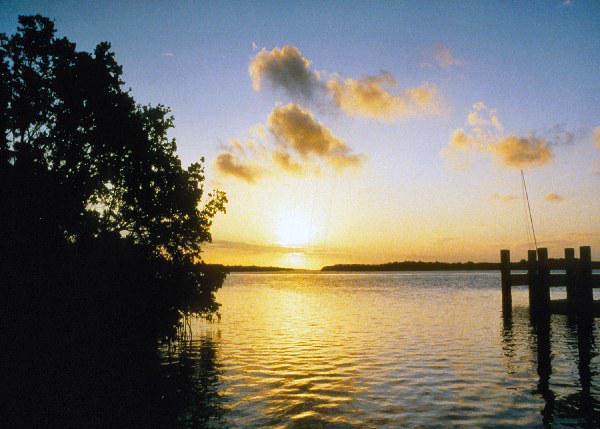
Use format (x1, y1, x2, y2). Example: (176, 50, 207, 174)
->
(1, 15, 226, 259)
(1, 15, 229, 425)
(1, 13, 229, 340)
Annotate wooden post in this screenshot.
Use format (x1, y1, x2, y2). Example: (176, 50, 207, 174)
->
(500, 249, 511, 310)
(537, 248, 550, 314)
(564, 248, 576, 310)
(577, 246, 593, 316)
(528, 249, 538, 314)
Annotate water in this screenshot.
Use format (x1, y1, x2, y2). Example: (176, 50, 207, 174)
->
(159, 272, 600, 428)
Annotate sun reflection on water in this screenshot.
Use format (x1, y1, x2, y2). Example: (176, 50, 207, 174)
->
(162, 273, 600, 428)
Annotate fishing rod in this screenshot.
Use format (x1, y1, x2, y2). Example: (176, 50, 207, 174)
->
(520, 169, 538, 251)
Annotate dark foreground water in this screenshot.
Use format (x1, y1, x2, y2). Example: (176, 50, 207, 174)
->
(158, 272, 600, 428)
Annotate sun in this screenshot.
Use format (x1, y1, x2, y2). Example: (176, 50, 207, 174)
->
(275, 212, 316, 247)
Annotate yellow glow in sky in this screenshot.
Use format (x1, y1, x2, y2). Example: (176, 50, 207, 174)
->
(275, 212, 317, 247)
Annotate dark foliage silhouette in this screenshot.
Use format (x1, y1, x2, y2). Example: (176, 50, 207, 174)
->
(322, 259, 600, 271)
(1, 15, 226, 426)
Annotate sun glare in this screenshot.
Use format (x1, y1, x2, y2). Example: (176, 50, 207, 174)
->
(275, 213, 316, 247)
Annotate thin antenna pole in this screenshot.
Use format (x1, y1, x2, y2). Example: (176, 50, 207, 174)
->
(521, 169, 538, 250)
(521, 176, 533, 249)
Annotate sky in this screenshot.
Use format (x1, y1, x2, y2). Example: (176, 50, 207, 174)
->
(2, 0, 600, 268)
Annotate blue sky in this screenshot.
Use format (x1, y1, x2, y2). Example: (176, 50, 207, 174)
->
(2, 1, 600, 267)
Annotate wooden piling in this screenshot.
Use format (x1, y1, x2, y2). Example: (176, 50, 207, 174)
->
(537, 248, 550, 314)
(578, 246, 593, 316)
(564, 248, 576, 309)
(527, 249, 538, 314)
(500, 245, 596, 317)
(500, 249, 511, 310)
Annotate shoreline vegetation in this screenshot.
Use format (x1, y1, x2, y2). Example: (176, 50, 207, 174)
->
(2, 16, 227, 425)
(209, 259, 600, 273)
(221, 265, 297, 272)
(322, 261, 506, 271)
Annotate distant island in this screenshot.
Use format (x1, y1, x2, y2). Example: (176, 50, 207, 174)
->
(207, 264, 297, 272)
(206, 258, 600, 273)
(322, 259, 600, 272)
(321, 261, 503, 271)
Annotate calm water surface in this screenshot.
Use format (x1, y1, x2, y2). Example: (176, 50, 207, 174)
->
(159, 272, 600, 428)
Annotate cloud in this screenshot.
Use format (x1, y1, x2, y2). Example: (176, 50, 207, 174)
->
(249, 45, 321, 98)
(546, 124, 576, 146)
(249, 45, 439, 121)
(268, 103, 364, 169)
(161, 52, 174, 57)
(492, 193, 520, 203)
(208, 239, 302, 253)
(594, 127, 600, 149)
(491, 136, 553, 168)
(434, 44, 462, 68)
(272, 150, 303, 174)
(214, 152, 264, 183)
(207, 239, 355, 260)
(214, 104, 364, 183)
(466, 101, 502, 131)
(444, 102, 554, 169)
(326, 73, 438, 121)
(544, 193, 564, 202)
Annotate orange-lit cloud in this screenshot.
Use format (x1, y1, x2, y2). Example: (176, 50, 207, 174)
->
(434, 44, 462, 68)
(214, 152, 264, 183)
(594, 127, 600, 149)
(445, 102, 554, 169)
(467, 101, 502, 131)
(491, 136, 553, 168)
(268, 103, 364, 169)
(492, 193, 519, 203)
(249, 45, 321, 98)
(272, 150, 303, 174)
(326, 73, 438, 120)
(249, 45, 438, 121)
(215, 104, 364, 183)
(544, 193, 564, 202)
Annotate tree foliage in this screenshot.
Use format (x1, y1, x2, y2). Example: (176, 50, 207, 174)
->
(1, 15, 227, 330)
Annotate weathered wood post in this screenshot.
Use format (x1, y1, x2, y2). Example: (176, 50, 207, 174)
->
(528, 249, 538, 314)
(564, 248, 576, 310)
(577, 246, 593, 316)
(500, 249, 511, 310)
(537, 248, 550, 314)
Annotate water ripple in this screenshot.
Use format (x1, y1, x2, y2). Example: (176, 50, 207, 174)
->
(159, 272, 600, 428)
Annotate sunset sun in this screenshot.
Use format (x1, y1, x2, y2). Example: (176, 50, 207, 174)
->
(275, 213, 316, 247)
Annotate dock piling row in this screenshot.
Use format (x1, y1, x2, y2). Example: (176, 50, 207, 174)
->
(500, 246, 598, 318)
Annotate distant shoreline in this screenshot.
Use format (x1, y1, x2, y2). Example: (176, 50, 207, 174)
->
(210, 265, 297, 273)
(208, 258, 600, 273)
(322, 261, 503, 271)
(323, 259, 600, 271)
